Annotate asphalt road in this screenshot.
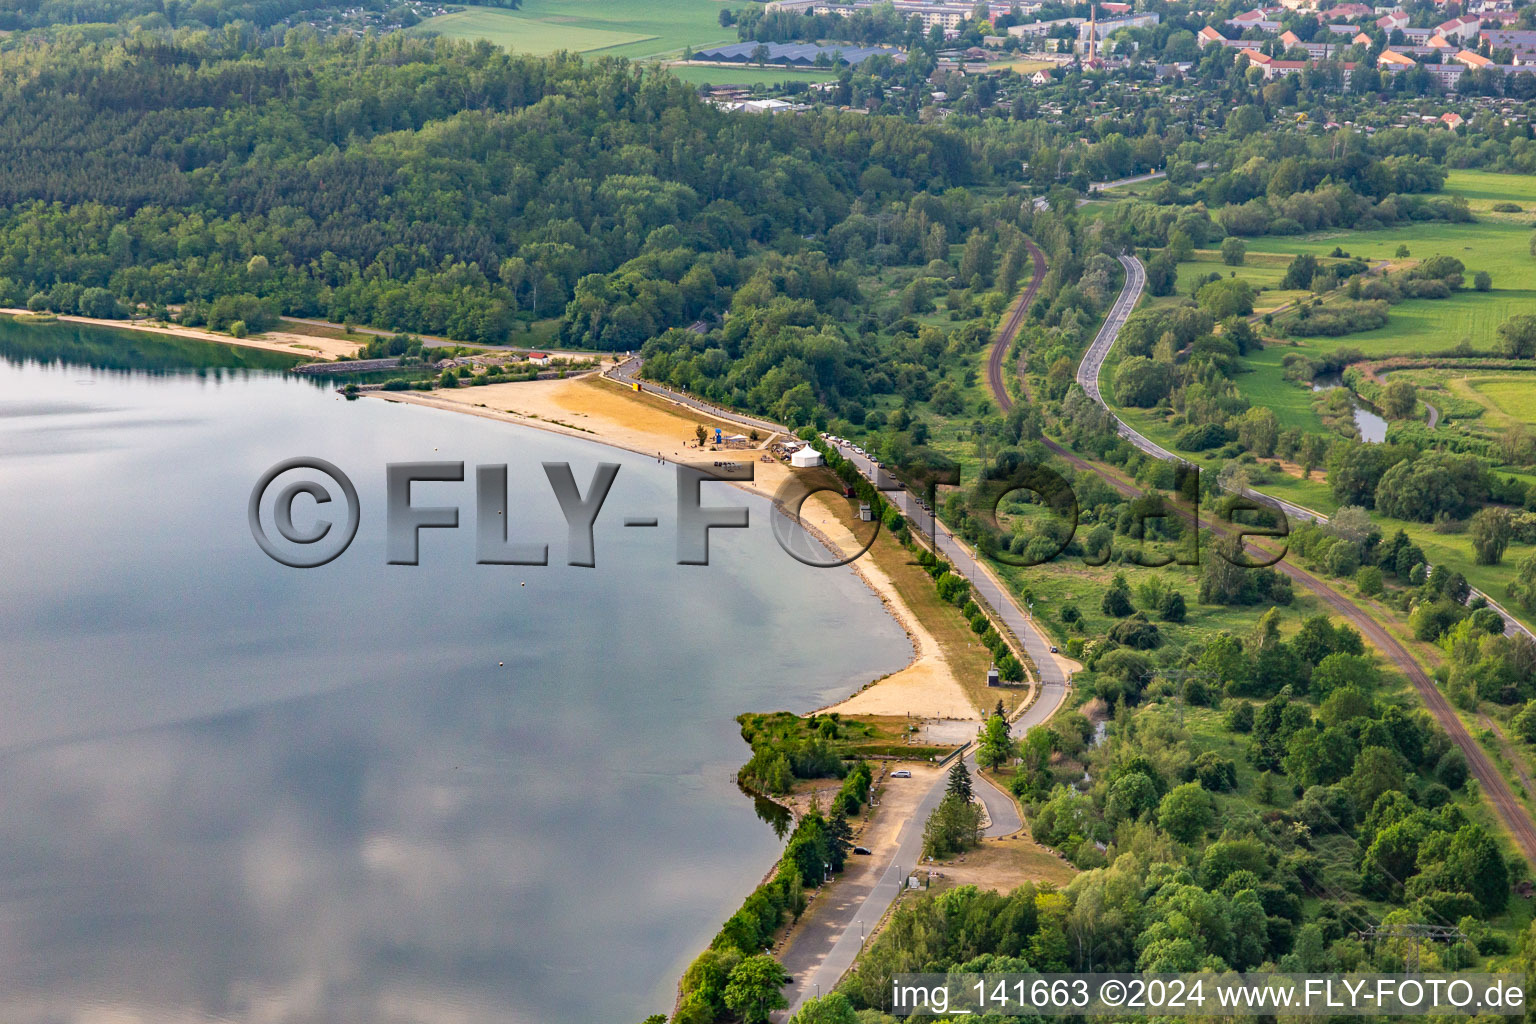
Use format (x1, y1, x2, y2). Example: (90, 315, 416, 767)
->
(968, 749, 1025, 837)
(1034, 250, 1536, 864)
(826, 438, 1071, 705)
(606, 356, 790, 437)
(1075, 256, 1532, 642)
(778, 440, 1069, 1017)
(777, 759, 954, 1015)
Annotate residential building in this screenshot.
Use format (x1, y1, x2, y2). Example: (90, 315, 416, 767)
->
(1227, 10, 1284, 31)
(1197, 25, 1228, 46)
(1482, 28, 1536, 61)
(1377, 47, 1417, 68)
(1327, 3, 1376, 20)
(1425, 61, 1466, 85)
(1075, 12, 1159, 49)
(1435, 15, 1481, 41)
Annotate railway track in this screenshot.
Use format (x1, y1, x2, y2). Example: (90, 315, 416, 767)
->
(984, 238, 1046, 414)
(983, 246, 1536, 866)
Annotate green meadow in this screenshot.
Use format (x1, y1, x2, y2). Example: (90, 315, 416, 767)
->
(1472, 377, 1536, 427)
(410, 0, 734, 59)
(1251, 171, 1536, 356)
(667, 65, 838, 86)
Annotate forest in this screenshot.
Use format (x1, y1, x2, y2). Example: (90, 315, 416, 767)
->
(0, 31, 983, 346)
(0, 0, 397, 31)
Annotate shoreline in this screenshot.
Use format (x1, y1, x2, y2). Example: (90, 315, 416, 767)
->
(0, 309, 363, 361)
(369, 382, 979, 720)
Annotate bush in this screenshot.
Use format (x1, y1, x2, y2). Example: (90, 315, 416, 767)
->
(1285, 301, 1390, 338)
(1474, 270, 1492, 292)
(1101, 575, 1134, 617)
(1224, 701, 1255, 733)
(1175, 422, 1231, 451)
(1108, 612, 1162, 650)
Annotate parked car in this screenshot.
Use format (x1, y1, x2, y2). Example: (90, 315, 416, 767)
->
(853, 846, 872, 856)
(1050, 645, 1059, 653)
(891, 769, 912, 778)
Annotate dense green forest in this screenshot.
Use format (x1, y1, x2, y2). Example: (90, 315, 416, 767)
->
(0, 0, 391, 31)
(0, 32, 1002, 345)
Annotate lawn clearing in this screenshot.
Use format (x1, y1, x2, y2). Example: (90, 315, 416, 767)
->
(667, 64, 838, 86)
(410, 0, 733, 58)
(1471, 376, 1536, 428)
(411, 5, 654, 53)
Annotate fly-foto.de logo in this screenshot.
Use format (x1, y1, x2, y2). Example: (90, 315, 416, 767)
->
(247, 456, 1290, 570)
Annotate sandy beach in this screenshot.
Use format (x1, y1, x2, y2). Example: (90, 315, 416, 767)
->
(375, 374, 981, 721)
(0, 309, 363, 361)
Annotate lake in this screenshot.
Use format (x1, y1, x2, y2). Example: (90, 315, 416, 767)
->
(0, 318, 909, 1023)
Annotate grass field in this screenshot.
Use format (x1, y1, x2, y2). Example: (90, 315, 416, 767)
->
(1441, 168, 1536, 212)
(999, 58, 1054, 73)
(1174, 251, 1313, 315)
(410, 0, 733, 58)
(1471, 376, 1536, 427)
(1251, 172, 1536, 356)
(667, 64, 838, 86)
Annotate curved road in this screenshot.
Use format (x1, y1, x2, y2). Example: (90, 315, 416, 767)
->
(1076, 256, 1531, 642)
(779, 438, 1068, 1016)
(607, 355, 790, 437)
(968, 749, 1025, 837)
(994, 252, 1536, 865)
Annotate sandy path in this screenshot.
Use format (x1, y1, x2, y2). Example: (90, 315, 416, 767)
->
(0, 309, 362, 360)
(820, 561, 975, 720)
(375, 375, 975, 720)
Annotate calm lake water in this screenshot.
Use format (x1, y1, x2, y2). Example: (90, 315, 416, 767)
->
(0, 319, 908, 1024)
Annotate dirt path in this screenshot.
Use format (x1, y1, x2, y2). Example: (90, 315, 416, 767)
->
(0, 308, 362, 360)
(1480, 712, 1536, 804)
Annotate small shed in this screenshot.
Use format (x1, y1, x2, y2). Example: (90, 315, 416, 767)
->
(987, 665, 1000, 687)
(790, 445, 824, 468)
